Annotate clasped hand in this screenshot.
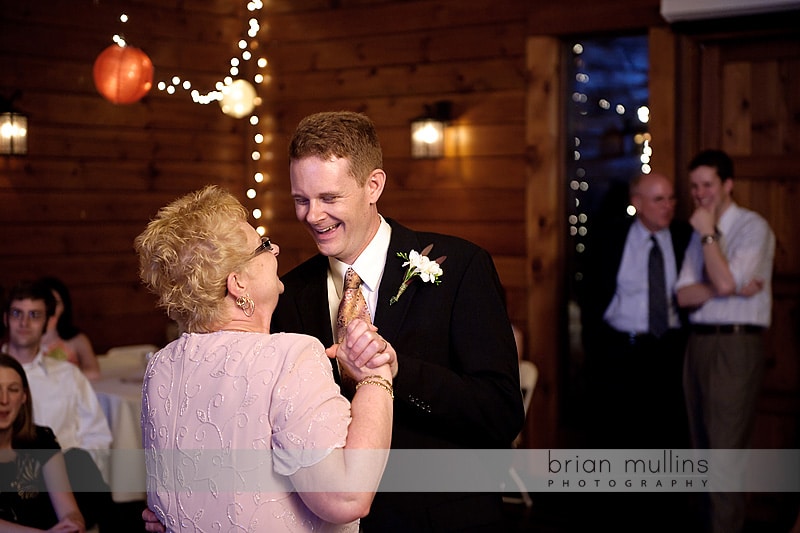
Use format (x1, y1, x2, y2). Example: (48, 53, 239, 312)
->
(737, 277, 764, 297)
(326, 318, 398, 380)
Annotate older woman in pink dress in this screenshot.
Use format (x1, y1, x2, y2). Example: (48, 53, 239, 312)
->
(134, 185, 394, 532)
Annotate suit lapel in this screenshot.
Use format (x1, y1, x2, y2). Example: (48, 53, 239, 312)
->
(296, 256, 335, 347)
(374, 220, 421, 341)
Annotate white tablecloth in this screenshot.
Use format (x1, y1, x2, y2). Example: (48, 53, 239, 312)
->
(93, 356, 147, 503)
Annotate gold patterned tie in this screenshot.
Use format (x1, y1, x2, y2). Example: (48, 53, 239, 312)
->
(335, 268, 371, 395)
(336, 268, 371, 342)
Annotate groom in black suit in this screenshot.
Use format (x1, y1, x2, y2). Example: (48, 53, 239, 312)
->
(272, 111, 524, 532)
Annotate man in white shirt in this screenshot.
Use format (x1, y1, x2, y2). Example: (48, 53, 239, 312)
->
(3, 279, 113, 529)
(676, 149, 775, 533)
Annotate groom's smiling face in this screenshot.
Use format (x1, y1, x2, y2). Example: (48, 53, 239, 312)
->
(290, 155, 383, 265)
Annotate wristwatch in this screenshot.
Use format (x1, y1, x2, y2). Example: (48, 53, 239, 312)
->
(701, 234, 718, 245)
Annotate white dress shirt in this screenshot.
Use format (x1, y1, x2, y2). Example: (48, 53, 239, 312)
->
(604, 219, 680, 333)
(326, 216, 392, 336)
(13, 346, 113, 480)
(675, 202, 775, 326)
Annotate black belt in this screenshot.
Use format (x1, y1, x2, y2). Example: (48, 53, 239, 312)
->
(691, 324, 764, 335)
(606, 326, 680, 345)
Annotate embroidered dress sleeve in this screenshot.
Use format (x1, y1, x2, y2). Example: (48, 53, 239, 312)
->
(271, 333, 351, 476)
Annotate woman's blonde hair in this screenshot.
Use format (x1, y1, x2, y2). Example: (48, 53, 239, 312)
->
(134, 185, 252, 332)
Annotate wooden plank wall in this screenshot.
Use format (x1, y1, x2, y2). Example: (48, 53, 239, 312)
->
(2, 0, 703, 453)
(525, 0, 664, 448)
(0, 0, 251, 352)
(677, 22, 800, 452)
(524, 36, 562, 449)
(11, 0, 760, 454)
(257, 1, 531, 346)
(1, 0, 532, 364)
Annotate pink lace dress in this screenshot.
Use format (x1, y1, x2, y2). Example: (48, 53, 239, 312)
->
(142, 331, 355, 532)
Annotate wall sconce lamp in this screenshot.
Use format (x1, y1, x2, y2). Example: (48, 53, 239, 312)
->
(411, 101, 452, 159)
(0, 94, 28, 155)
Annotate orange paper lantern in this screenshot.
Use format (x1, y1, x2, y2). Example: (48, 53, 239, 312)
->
(93, 44, 154, 104)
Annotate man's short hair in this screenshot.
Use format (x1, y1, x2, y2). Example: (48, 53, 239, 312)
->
(6, 280, 57, 318)
(289, 111, 383, 187)
(689, 149, 734, 181)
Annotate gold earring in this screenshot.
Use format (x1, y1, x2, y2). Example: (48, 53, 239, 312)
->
(235, 294, 255, 317)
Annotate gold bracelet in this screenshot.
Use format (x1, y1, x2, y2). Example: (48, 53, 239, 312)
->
(360, 375, 392, 387)
(356, 377, 394, 399)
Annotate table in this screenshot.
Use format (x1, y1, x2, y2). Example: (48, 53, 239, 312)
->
(93, 355, 147, 503)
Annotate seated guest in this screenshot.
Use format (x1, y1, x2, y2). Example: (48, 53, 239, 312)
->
(0, 352, 86, 532)
(39, 277, 101, 381)
(2, 280, 112, 530)
(134, 185, 394, 532)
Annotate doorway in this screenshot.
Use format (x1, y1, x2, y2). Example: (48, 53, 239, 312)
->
(562, 34, 650, 440)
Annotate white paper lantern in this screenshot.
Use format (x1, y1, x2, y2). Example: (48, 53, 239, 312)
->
(219, 79, 257, 118)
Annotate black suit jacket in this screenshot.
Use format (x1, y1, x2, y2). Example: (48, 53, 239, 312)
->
(272, 218, 524, 531)
(578, 216, 693, 346)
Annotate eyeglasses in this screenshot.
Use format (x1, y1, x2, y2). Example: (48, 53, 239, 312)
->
(8, 308, 46, 321)
(252, 236, 274, 257)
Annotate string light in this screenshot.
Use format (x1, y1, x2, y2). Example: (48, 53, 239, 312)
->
(568, 38, 654, 260)
(104, 0, 282, 236)
(105, 2, 271, 234)
(108, 13, 131, 47)
(154, 1, 266, 108)
(147, 1, 270, 230)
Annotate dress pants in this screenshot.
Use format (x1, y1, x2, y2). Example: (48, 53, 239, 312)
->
(683, 329, 765, 533)
(585, 325, 690, 449)
(579, 325, 693, 532)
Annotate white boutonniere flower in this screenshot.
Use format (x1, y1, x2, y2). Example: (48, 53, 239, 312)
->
(389, 244, 446, 305)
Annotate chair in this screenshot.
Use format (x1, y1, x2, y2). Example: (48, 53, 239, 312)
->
(503, 359, 538, 508)
(102, 344, 158, 371)
(106, 344, 158, 357)
(514, 360, 538, 446)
